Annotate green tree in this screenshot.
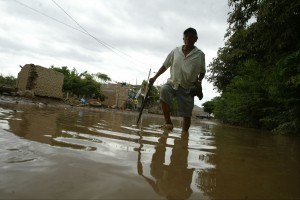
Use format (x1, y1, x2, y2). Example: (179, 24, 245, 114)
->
(141, 80, 160, 108)
(207, 0, 300, 134)
(94, 72, 111, 83)
(0, 74, 17, 86)
(50, 66, 107, 100)
(202, 100, 215, 116)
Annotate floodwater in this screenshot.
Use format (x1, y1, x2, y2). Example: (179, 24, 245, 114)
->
(0, 100, 299, 200)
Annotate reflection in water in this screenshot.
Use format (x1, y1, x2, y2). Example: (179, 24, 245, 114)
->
(137, 131, 194, 199)
(196, 169, 216, 196)
(0, 102, 299, 199)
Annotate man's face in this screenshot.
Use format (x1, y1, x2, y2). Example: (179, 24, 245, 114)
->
(183, 33, 198, 46)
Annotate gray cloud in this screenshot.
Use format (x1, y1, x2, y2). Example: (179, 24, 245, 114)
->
(0, 0, 230, 105)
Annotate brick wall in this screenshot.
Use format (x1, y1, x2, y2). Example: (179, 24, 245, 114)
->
(16, 64, 64, 99)
(101, 84, 129, 108)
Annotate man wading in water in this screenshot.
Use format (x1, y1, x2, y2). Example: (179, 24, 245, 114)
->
(149, 27, 206, 132)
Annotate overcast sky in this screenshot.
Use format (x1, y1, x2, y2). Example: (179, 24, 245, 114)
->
(0, 0, 230, 106)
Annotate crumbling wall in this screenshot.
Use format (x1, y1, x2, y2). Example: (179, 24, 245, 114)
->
(17, 64, 64, 99)
(101, 84, 129, 108)
(16, 64, 31, 91)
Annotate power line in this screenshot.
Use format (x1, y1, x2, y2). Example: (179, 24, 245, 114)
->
(14, 0, 86, 34)
(51, 0, 134, 64)
(14, 0, 150, 69)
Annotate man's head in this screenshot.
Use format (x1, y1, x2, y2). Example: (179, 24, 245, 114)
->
(183, 27, 198, 47)
(184, 27, 197, 36)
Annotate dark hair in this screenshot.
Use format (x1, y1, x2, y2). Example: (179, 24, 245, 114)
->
(183, 27, 197, 36)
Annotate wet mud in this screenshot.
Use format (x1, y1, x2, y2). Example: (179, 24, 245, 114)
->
(0, 95, 299, 199)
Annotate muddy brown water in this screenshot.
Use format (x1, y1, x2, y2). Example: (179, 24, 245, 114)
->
(0, 98, 299, 199)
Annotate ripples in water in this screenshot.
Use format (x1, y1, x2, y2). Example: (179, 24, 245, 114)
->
(0, 102, 299, 200)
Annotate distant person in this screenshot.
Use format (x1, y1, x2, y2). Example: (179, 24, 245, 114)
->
(80, 96, 87, 106)
(149, 27, 206, 132)
(133, 98, 138, 110)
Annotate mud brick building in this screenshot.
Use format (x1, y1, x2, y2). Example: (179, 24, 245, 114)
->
(101, 83, 130, 108)
(16, 64, 64, 99)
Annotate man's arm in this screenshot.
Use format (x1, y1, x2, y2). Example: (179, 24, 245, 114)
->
(149, 65, 167, 84)
(197, 72, 205, 82)
(191, 72, 205, 100)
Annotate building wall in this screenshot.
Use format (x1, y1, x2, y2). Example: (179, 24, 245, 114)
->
(17, 64, 64, 99)
(101, 84, 129, 108)
(16, 65, 30, 91)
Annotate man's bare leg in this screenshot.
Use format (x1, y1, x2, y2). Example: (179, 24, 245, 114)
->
(160, 100, 172, 125)
(182, 117, 191, 132)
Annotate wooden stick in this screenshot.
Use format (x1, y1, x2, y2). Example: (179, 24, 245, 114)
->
(136, 81, 153, 125)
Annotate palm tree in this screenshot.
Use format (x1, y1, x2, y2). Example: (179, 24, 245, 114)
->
(94, 73, 111, 83)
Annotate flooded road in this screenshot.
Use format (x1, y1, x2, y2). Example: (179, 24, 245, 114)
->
(0, 101, 299, 199)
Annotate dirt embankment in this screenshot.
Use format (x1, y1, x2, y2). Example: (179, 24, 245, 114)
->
(0, 94, 71, 108)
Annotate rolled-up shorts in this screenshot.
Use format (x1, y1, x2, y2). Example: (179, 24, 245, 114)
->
(159, 83, 194, 117)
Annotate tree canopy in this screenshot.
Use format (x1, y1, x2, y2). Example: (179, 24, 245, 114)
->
(207, 0, 300, 134)
(94, 72, 111, 83)
(50, 66, 110, 100)
(0, 74, 16, 86)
